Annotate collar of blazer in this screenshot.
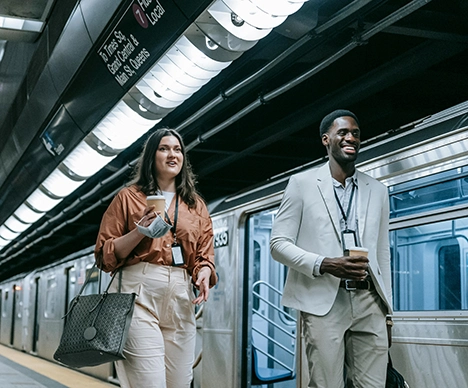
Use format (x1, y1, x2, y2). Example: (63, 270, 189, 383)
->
(316, 163, 371, 245)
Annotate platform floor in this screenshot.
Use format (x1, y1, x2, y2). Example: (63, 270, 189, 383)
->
(0, 344, 116, 387)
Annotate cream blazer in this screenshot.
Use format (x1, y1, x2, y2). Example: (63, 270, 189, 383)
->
(270, 163, 393, 316)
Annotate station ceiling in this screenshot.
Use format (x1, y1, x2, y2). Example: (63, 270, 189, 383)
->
(0, 0, 467, 280)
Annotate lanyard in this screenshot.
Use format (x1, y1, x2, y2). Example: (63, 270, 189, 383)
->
(164, 194, 179, 244)
(334, 182, 355, 230)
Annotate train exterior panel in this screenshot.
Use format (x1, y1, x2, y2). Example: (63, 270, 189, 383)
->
(1, 102, 468, 387)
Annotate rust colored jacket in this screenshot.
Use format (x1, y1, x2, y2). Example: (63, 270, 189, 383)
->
(95, 185, 217, 287)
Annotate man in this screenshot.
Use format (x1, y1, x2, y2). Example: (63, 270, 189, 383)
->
(270, 110, 393, 388)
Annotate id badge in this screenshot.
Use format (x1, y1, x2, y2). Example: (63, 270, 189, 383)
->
(342, 230, 357, 252)
(172, 244, 184, 266)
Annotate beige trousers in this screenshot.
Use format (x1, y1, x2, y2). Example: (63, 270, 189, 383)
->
(301, 287, 388, 388)
(110, 262, 196, 388)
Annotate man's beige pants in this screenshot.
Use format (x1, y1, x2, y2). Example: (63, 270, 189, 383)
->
(301, 287, 388, 388)
(110, 262, 196, 388)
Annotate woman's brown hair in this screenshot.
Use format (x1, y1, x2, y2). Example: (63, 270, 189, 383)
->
(129, 128, 199, 208)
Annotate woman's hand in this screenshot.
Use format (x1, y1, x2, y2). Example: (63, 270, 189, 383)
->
(193, 267, 212, 305)
(136, 206, 158, 228)
(114, 206, 157, 259)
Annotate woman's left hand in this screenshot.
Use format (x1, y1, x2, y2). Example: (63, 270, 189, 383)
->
(193, 267, 212, 305)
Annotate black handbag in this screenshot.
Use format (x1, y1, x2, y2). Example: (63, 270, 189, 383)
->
(386, 354, 409, 388)
(53, 265, 136, 368)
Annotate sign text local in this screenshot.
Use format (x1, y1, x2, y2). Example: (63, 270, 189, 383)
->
(97, 0, 166, 87)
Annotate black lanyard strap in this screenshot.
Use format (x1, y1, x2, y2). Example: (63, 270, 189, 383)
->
(334, 182, 355, 229)
(164, 194, 179, 243)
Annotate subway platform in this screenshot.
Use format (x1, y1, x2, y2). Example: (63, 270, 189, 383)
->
(0, 344, 115, 388)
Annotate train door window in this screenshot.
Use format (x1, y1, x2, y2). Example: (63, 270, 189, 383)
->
(249, 208, 296, 386)
(44, 276, 57, 318)
(439, 245, 461, 310)
(32, 277, 40, 353)
(390, 217, 467, 311)
(253, 241, 261, 311)
(2, 290, 8, 317)
(82, 265, 99, 295)
(65, 267, 77, 313)
(11, 284, 17, 345)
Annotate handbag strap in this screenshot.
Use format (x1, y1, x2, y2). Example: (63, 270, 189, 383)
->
(62, 264, 124, 319)
(75, 263, 122, 298)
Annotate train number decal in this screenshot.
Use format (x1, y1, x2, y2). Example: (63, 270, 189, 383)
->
(214, 230, 229, 248)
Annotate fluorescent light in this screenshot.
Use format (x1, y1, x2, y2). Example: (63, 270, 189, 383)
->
(222, 0, 288, 29)
(252, 0, 305, 16)
(14, 203, 44, 224)
(152, 61, 208, 88)
(91, 101, 159, 151)
(0, 16, 43, 32)
(0, 225, 20, 241)
(0, 237, 9, 247)
(22, 20, 43, 32)
(143, 71, 200, 97)
(208, 1, 272, 41)
(0, 40, 6, 62)
(175, 35, 232, 71)
(4, 216, 31, 233)
(62, 141, 115, 179)
(0, 16, 24, 30)
(26, 188, 63, 213)
(42, 169, 86, 198)
(138, 78, 191, 104)
(166, 45, 221, 80)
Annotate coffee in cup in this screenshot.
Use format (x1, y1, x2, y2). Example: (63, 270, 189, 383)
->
(146, 195, 166, 214)
(345, 247, 368, 257)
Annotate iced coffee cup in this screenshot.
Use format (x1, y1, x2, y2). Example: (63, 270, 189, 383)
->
(146, 195, 166, 214)
(345, 247, 368, 257)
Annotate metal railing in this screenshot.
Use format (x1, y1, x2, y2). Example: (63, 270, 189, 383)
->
(252, 280, 297, 378)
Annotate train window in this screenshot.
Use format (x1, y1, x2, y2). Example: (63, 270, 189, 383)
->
(388, 166, 468, 218)
(82, 265, 100, 295)
(2, 291, 7, 317)
(253, 241, 261, 311)
(65, 267, 77, 313)
(44, 276, 57, 318)
(390, 217, 467, 311)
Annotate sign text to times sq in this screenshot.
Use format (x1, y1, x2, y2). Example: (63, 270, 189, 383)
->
(97, 0, 166, 87)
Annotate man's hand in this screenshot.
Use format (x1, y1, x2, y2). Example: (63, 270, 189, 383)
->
(320, 255, 369, 280)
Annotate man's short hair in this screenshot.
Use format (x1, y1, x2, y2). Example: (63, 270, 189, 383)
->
(319, 109, 360, 137)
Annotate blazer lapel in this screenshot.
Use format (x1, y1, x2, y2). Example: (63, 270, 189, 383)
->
(317, 164, 342, 240)
(357, 171, 371, 244)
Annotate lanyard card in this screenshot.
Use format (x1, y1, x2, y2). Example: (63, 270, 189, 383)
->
(342, 230, 357, 252)
(172, 244, 184, 266)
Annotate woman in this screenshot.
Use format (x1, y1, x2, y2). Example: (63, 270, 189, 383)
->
(95, 128, 217, 388)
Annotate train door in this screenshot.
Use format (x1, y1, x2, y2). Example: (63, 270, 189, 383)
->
(0, 289, 2, 339)
(64, 266, 76, 316)
(10, 284, 17, 346)
(31, 276, 40, 353)
(200, 213, 239, 388)
(247, 208, 297, 388)
(0, 287, 10, 344)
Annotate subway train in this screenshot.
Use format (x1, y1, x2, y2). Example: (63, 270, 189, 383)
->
(1, 101, 468, 388)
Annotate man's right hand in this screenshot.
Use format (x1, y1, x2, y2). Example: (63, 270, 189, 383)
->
(320, 255, 369, 280)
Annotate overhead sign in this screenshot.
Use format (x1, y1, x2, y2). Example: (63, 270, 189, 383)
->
(96, 0, 187, 89)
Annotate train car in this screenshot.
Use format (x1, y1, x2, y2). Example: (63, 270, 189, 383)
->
(1, 101, 468, 387)
(0, 248, 118, 383)
(203, 101, 468, 388)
